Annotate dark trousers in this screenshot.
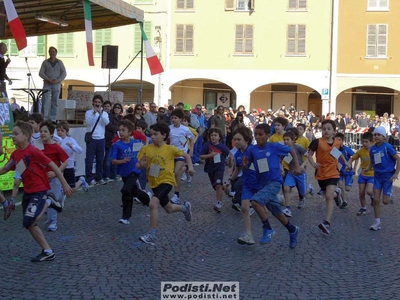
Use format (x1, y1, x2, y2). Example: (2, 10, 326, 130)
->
(121, 172, 150, 219)
(85, 138, 105, 183)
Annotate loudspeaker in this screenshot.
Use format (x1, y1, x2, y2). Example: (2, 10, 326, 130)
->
(101, 45, 118, 69)
(0, 4, 6, 37)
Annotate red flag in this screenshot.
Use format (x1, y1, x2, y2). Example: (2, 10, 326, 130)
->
(4, 0, 27, 51)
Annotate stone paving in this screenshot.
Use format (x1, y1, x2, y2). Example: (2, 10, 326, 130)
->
(1, 165, 400, 299)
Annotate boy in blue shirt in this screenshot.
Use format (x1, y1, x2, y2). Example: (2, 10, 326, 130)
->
(364, 126, 400, 231)
(111, 120, 152, 225)
(242, 124, 301, 249)
(335, 132, 355, 209)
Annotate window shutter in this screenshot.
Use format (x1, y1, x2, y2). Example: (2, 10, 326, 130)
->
(57, 34, 66, 54)
(249, 0, 255, 10)
(187, 0, 194, 9)
(37, 36, 45, 56)
(185, 25, 193, 53)
(377, 24, 387, 56)
(10, 39, 18, 55)
(134, 22, 151, 54)
(299, 0, 307, 9)
(368, 0, 377, 7)
(289, 0, 296, 9)
(66, 33, 74, 55)
(176, 24, 184, 52)
(244, 24, 253, 53)
(225, 0, 234, 10)
(177, 0, 184, 9)
(287, 25, 296, 53)
(366, 24, 376, 57)
(95, 30, 103, 56)
(235, 25, 243, 53)
(298, 24, 306, 53)
(144, 22, 152, 55)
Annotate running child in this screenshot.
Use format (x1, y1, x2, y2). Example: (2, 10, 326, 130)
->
(363, 126, 400, 230)
(0, 121, 73, 262)
(347, 132, 374, 216)
(308, 120, 351, 234)
(242, 123, 301, 248)
(200, 128, 231, 212)
(136, 122, 194, 246)
(181, 115, 198, 183)
(56, 121, 89, 192)
(111, 120, 152, 225)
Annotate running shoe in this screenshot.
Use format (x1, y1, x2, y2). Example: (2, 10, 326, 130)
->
(356, 208, 367, 216)
(171, 194, 180, 204)
(309, 184, 316, 196)
(297, 199, 305, 209)
(213, 202, 222, 213)
(31, 250, 55, 262)
(183, 202, 192, 221)
(3, 200, 15, 220)
(79, 176, 89, 192)
(289, 226, 299, 249)
(370, 220, 381, 231)
(334, 187, 343, 207)
(237, 233, 255, 245)
(118, 218, 130, 225)
(260, 228, 275, 245)
(318, 222, 330, 234)
(139, 233, 156, 246)
(282, 207, 292, 218)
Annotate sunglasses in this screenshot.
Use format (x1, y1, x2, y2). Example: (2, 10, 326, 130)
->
(151, 106, 157, 108)
(136, 108, 142, 110)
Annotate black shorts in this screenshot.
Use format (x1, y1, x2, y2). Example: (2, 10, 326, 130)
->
(318, 178, 339, 191)
(207, 169, 225, 190)
(63, 168, 76, 188)
(152, 184, 173, 207)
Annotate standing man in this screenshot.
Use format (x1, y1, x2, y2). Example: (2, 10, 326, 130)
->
(144, 102, 158, 127)
(39, 47, 66, 124)
(193, 104, 205, 165)
(85, 95, 110, 186)
(211, 105, 227, 144)
(0, 42, 12, 98)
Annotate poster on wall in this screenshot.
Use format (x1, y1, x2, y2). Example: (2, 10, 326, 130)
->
(217, 93, 230, 108)
(0, 97, 17, 191)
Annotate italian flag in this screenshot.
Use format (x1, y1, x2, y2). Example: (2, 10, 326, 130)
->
(4, 0, 27, 51)
(141, 23, 164, 75)
(83, 0, 95, 66)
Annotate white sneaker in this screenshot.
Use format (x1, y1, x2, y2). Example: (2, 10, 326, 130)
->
(105, 177, 114, 183)
(334, 187, 343, 207)
(370, 220, 381, 231)
(79, 176, 89, 192)
(228, 191, 236, 197)
(98, 179, 107, 185)
(118, 218, 130, 225)
(213, 202, 222, 213)
(282, 208, 292, 217)
(187, 174, 192, 183)
(181, 173, 187, 181)
(171, 194, 180, 204)
(89, 180, 97, 187)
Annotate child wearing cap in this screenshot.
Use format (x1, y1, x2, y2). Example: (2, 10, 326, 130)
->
(363, 126, 400, 231)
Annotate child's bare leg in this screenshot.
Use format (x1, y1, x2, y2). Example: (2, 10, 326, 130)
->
(324, 185, 336, 223)
(241, 200, 252, 234)
(149, 197, 160, 229)
(359, 183, 366, 207)
(216, 184, 223, 201)
(372, 189, 381, 219)
(283, 186, 291, 206)
(174, 161, 185, 193)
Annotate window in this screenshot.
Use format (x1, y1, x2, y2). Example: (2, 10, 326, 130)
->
(134, 21, 152, 54)
(235, 24, 253, 54)
(21, 36, 46, 56)
(367, 0, 389, 11)
(95, 29, 112, 56)
(288, 0, 307, 10)
(57, 33, 74, 56)
(177, 0, 194, 10)
(236, 0, 254, 11)
(366, 24, 387, 57)
(176, 24, 193, 54)
(287, 24, 306, 55)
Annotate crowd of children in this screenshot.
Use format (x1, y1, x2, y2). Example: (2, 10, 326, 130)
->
(2, 99, 399, 261)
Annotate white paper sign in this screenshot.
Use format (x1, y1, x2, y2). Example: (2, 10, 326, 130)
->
(283, 153, 293, 164)
(213, 154, 221, 163)
(374, 152, 382, 164)
(132, 143, 142, 152)
(149, 163, 160, 177)
(330, 147, 341, 160)
(257, 158, 269, 173)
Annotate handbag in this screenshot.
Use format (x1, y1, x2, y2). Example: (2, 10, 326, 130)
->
(85, 114, 101, 143)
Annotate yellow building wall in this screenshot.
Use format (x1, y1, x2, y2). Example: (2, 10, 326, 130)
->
(171, 80, 204, 105)
(337, 1, 400, 74)
(336, 92, 352, 115)
(170, 0, 331, 71)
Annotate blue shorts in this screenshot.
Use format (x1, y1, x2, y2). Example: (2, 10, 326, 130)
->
(339, 174, 353, 188)
(358, 174, 374, 185)
(242, 182, 257, 201)
(373, 172, 393, 196)
(284, 172, 307, 195)
(207, 169, 225, 189)
(22, 191, 48, 228)
(250, 181, 282, 216)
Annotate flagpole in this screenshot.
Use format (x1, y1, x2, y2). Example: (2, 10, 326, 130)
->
(139, 22, 143, 105)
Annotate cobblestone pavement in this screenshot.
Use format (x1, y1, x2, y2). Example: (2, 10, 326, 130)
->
(1, 165, 400, 300)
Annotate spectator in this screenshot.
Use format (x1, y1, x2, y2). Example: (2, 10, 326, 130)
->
(358, 111, 369, 128)
(144, 102, 158, 126)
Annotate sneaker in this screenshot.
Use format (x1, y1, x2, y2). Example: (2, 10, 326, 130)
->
(183, 202, 192, 221)
(309, 184, 316, 196)
(116, 175, 122, 181)
(213, 202, 222, 213)
(79, 176, 89, 192)
(31, 250, 55, 262)
(171, 194, 180, 204)
(187, 174, 192, 183)
(47, 193, 63, 213)
(317, 189, 324, 195)
(147, 191, 153, 201)
(98, 179, 107, 185)
(89, 180, 97, 187)
(260, 228, 275, 245)
(118, 218, 130, 225)
(3, 200, 15, 220)
(297, 199, 305, 209)
(231, 203, 241, 212)
(289, 226, 299, 249)
(370, 220, 381, 231)
(193, 163, 199, 166)
(228, 191, 236, 197)
(237, 233, 255, 245)
(181, 173, 187, 181)
(47, 224, 57, 232)
(340, 201, 348, 209)
(249, 207, 255, 216)
(334, 187, 343, 207)
(105, 177, 114, 183)
(282, 208, 292, 218)
(356, 208, 367, 216)
(139, 233, 156, 246)
(133, 197, 141, 204)
(318, 222, 330, 234)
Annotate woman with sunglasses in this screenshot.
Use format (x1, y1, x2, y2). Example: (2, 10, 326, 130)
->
(104, 103, 123, 182)
(134, 104, 145, 122)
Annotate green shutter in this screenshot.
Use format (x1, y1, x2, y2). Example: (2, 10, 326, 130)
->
(37, 36, 45, 56)
(95, 30, 102, 56)
(95, 29, 112, 56)
(10, 40, 18, 55)
(57, 33, 74, 55)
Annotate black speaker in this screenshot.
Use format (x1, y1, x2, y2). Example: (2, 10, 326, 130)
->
(0, 4, 6, 37)
(101, 45, 118, 69)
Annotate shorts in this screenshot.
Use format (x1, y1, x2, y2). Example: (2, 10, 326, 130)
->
(174, 157, 185, 162)
(318, 178, 339, 192)
(373, 172, 393, 197)
(22, 191, 48, 228)
(63, 168, 76, 188)
(151, 183, 173, 207)
(207, 170, 225, 189)
(284, 172, 307, 195)
(250, 181, 282, 216)
(358, 174, 374, 185)
(339, 174, 353, 188)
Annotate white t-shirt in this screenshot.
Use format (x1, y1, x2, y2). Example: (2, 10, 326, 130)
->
(169, 124, 194, 153)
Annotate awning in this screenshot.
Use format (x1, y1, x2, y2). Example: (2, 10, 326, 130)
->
(1, 0, 144, 38)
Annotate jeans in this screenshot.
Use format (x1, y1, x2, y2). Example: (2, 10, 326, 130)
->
(85, 138, 105, 183)
(193, 134, 203, 163)
(103, 147, 116, 179)
(42, 83, 60, 122)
